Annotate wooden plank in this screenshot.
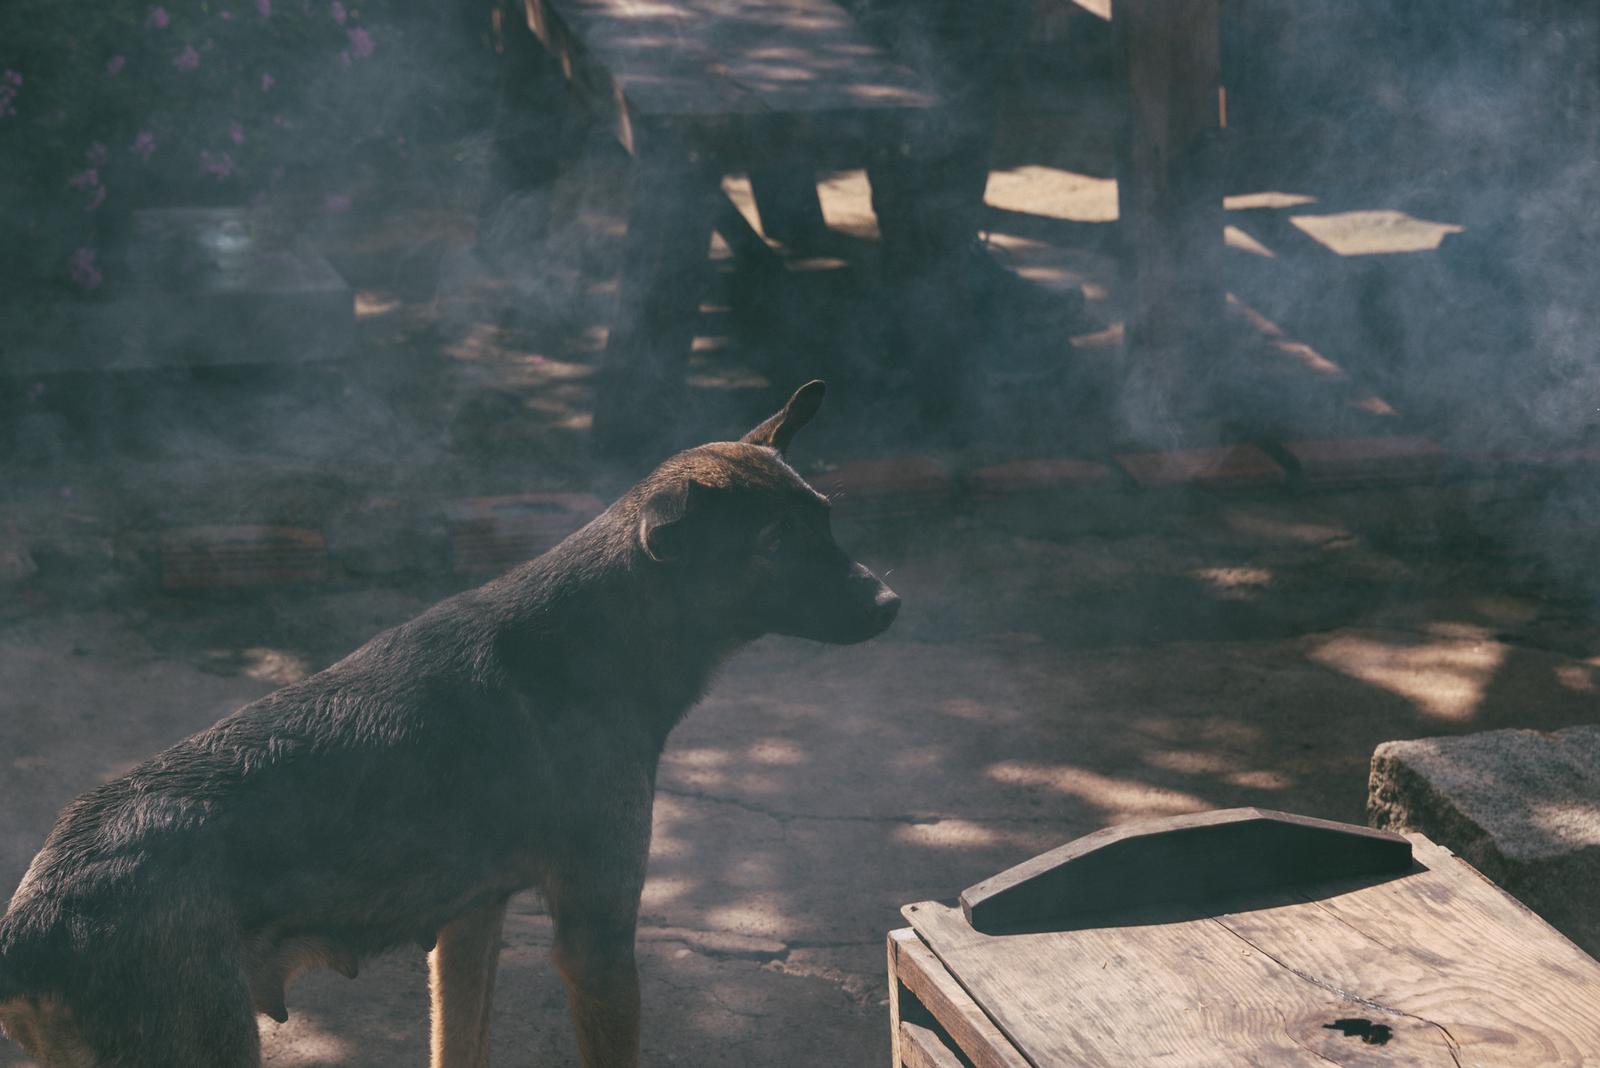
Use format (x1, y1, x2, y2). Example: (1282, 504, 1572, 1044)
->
(961, 808, 1412, 934)
(908, 900, 1451, 1067)
(887, 929, 1031, 1068)
(1214, 835, 1600, 1062)
(900, 1022, 966, 1068)
(523, 0, 937, 162)
(544, 0, 934, 117)
(909, 835, 1600, 1065)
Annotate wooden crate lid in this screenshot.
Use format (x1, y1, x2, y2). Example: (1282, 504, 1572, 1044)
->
(904, 812, 1600, 1065)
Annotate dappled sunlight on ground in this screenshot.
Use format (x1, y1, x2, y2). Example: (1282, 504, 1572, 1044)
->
(984, 761, 1211, 820)
(1290, 209, 1465, 257)
(1310, 623, 1509, 721)
(984, 165, 1119, 223)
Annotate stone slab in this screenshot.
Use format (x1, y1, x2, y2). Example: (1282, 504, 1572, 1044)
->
(807, 457, 955, 524)
(159, 524, 332, 590)
(1113, 444, 1287, 490)
(444, 493, 606, 576)
(1368, 725, 1600, 957)
(966, 458, 1115, 501)
(1280, 436, 1450, 488)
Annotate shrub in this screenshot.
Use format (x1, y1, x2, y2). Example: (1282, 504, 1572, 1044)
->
(0, 0, 495, 293)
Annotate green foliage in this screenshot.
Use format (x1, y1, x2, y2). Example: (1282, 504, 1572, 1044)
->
(0, 0, 492, 290)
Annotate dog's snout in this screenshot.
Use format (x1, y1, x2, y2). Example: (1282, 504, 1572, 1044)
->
(873, 584, 901, 622)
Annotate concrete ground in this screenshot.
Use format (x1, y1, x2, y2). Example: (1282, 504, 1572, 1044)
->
(5, 481, 1600, 1066)
(4, 96, 1599, 1068)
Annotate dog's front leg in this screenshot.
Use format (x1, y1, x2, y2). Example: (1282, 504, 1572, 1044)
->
(546, 826, 649, 1068)
(430, 896, 510, 1068)
(552, 909, 641, 1068)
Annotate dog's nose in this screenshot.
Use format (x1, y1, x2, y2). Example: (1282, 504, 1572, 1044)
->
(873, 584, 901, 622)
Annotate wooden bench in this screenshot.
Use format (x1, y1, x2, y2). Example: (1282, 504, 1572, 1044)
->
(891, 808, 1600, 1065)
(513, 0, 938, 455)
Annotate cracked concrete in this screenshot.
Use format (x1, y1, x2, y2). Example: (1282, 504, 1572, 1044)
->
(4, 479, 1600, 1066)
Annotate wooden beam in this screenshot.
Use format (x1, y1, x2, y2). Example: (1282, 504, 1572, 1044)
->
(1114, 0, 1225, 354)
(959, 808, 1412, 935)
(887, 928, 1032, 1068)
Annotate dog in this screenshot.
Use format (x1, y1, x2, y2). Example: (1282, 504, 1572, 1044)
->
(0, 379, 899, 1067)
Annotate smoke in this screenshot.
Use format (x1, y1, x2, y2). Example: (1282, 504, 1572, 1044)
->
(0, 0, 1596, 603)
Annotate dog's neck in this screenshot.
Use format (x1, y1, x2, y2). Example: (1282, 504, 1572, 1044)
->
(482, 510, 746, 742)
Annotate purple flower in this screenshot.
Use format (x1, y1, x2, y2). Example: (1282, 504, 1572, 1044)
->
(229, 121, 245, 145)
(105, 55, 126, 76)
(68, 248, 103, 290)
(86, 142, 108, 165)
(67, 168, 99, 191)
(261, 72, 275, 91)
(0, 71, 20, 117)
(330, 0, 346, 23)
(199, 149, 234, 179)
(338, 49, 351, 68)
(347, 26, 374, 59)
(25, 382, 46, 402)
(256, 0, 272, 14)
(148, 6, 170, 28)
(84, 185, 107, 212)
(131, 130, 157, 161)
(325, 192, 352, 213)
(174, 44, 200, 71)
(220, 9, 234, 18)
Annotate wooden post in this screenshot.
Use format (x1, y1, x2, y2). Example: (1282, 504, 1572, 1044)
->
(590, 152, 719, 458)
(1113, 0, 1225, 430)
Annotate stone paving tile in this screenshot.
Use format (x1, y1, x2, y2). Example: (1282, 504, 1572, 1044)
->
(1279, 435, 1450, 488)
(1113, 444, 1288, 490)
(966, 457, 1116, 501)
(159, 525, 331, 591)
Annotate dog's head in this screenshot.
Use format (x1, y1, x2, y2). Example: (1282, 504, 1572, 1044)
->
(632, 381, 899, 645)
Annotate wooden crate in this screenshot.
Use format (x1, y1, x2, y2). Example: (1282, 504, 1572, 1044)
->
(889, 808, 1600, 1066)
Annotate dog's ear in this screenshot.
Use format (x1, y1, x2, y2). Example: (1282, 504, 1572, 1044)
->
(741, 380, 825, 455)
(639, 478, 714, 564)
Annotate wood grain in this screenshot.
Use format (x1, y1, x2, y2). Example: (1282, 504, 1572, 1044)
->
(908, 834, 1600, 1065)
(888, 928, 1031, 1068)
(899, 1022, 967, 1068)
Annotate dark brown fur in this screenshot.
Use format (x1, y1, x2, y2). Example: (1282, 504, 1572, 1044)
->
(0, 382, 897, 1067)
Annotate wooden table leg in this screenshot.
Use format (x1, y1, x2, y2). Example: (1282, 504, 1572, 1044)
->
(749, 167, 828, 249)
(1113, 0, 1225, 430)
(591, 154, 718, 459)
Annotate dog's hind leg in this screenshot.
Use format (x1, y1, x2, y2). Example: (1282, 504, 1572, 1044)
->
(429, 897, 508, 1068)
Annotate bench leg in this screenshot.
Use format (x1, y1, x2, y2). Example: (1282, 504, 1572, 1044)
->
(749, 168, 828, 250)
(1113, 0, 1224, 435)
(480, 0, 583, 241)
(592, 157, 718, 459)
